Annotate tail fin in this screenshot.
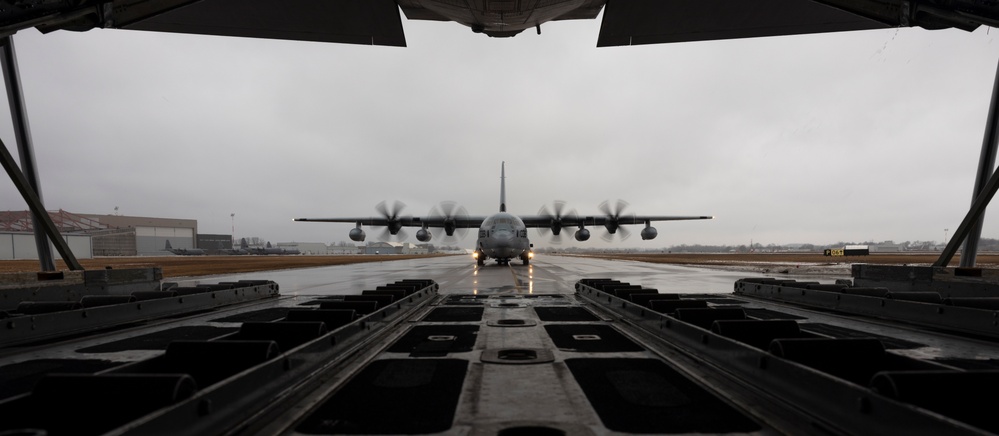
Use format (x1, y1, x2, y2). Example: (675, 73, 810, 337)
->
(500, 161, 506, 212)
(165, 240, 172, 250)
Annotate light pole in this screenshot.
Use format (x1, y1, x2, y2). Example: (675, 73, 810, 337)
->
(944, 228, 949, 246)
(231, 213, 235, 248)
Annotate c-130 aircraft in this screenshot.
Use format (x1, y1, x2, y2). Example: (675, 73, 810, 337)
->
(295, 163, 712, 266)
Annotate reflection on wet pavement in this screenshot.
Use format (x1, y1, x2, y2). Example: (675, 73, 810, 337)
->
(171, 254, 849, 297)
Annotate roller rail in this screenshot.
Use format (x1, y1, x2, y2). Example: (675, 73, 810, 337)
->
(0, 279, 438, 436)
(577, 277, 999, 435)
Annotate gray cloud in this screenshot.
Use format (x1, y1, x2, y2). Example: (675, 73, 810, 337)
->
(0, 19, 996, 248)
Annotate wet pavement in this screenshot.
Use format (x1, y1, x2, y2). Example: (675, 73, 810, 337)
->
(173, 255, 849, 296)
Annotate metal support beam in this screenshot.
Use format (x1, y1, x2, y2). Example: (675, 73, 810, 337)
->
(0, 35, 80, 271)
(957, 55, 999, 267)
(934, 156, 999, 266)
(0, 136, 82, 270)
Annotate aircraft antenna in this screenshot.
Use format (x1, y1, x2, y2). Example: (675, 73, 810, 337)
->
(500, 161, 506, 212)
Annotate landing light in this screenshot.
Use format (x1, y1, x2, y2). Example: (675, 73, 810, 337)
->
(528, 251, 534, 259)
(472, 252, 479, 259)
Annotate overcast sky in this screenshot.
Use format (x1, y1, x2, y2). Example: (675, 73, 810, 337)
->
(1, 16, 998, 248)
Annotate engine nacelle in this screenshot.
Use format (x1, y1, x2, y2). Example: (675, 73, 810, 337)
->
(575, 228, 590, 242)
(641, 226, 658, 240)
(349, 227, 366, 242)
(416, 228, 432, 242)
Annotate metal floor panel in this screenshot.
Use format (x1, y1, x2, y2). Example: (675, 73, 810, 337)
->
(1, 257, 998, 434)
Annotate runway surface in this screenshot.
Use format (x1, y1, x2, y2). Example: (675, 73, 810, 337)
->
(171, 254, 849, 296)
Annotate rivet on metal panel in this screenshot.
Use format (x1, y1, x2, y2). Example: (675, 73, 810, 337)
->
(178, 298, 184, 304)
(198, 399, 212, 416)
(801, 290, 806, 296)
(211, 293, 216, 299)
(136, 303, 142, 310)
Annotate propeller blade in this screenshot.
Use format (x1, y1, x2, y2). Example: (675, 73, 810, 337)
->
(599, 199, 633, 242)
(429, 201, 470, 244)
(538, 200, 577, 243)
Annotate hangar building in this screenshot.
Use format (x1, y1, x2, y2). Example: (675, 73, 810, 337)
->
(0, 210, 203, 258)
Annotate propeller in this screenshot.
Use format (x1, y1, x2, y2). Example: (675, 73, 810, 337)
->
(598, 199, 633, 242)
(429, 201, 470, 244)
(537, 200, 577, 244)
(375, 200, 408, 241)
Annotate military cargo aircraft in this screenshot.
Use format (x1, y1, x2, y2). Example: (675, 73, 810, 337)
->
(295, 163, 711, 266)
(164, 240, 205, 256)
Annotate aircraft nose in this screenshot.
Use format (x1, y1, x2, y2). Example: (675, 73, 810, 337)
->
(493, 230, 513, 241)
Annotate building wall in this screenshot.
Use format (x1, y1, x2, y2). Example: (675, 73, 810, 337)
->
(198, 234, 233, 252)
(0, 232, 93, 260)
(283, 242, 328, 255)
(80, 214, 199, 256)
(329, 245, 360, 255)
(136, 226, 195, 255)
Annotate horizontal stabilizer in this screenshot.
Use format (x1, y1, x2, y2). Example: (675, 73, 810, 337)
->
(122, 0, 407, 46)
(597, 0, 888, 47)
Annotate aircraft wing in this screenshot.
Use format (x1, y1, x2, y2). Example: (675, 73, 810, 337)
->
(597, 0, 994, 47)
(1, 0, 407, 47)
(294, 216, 487, 228)
(518, 215, 713, 228)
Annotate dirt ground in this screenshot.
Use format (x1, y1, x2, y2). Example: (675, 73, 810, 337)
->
(0, 252, 992, 279)
(0, 255, 453, 278)
(576, 252, 999, 275)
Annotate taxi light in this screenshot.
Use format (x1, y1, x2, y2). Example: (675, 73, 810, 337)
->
(472, 252, 479, 259)
(528, 251, 534, 259)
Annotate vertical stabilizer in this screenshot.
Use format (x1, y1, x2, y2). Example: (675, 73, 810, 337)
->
(500, 162, 506, 212)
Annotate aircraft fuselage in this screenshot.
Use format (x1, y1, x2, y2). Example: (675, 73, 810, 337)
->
(475, 212, 531, 265)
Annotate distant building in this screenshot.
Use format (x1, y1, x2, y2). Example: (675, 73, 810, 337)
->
(0, 210, 212, 257)
(198, 234, 233, 254)
(401, 242, 428, 255)
(870, 242, 904, 253)
(364, 242, 401, 254)
(329, 245, 360, 255)
(282, 242, 328, 255)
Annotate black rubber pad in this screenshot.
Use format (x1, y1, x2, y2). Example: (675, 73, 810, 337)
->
(799, 323, 923, 350)
(0, 359, 119, 399)
(76, 326, 238, 353)
(743, 308, 807, 320)
(210, 307, 291, 323)
(565, 358, 760, 433)
(423, 307, 484, 322)
(387, 325, 479, 357)
(296, 359, 468, 434)
(544, 324, 643, 353)
(534, 307, 599, 322)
